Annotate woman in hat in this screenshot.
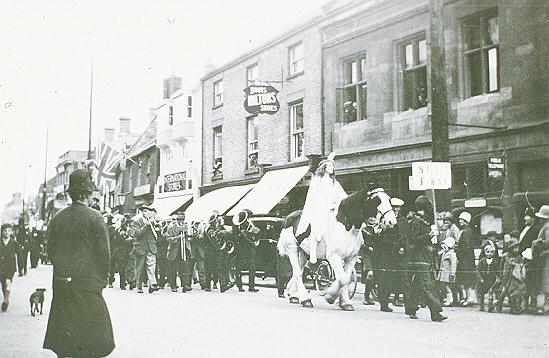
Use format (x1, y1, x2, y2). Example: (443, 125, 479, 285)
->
(519, 207, 543, 312)
(456, 211, 478, 306)
(43, 169, 115, 357)
(295, 152, 347, 264)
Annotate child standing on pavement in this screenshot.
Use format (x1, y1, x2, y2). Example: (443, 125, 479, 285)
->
(0, 224, 18, 312)
(476, 243, 501, 312)
(498, 239, 527, 314)
(436, 237, 457, 307)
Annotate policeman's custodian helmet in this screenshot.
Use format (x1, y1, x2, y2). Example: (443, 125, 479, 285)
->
(66, 169, 95, 194)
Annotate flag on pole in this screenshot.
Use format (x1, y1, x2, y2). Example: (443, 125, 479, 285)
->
(92, 140, 121, 190)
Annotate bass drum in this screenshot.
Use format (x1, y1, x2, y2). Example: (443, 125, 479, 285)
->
(314, 260, 357, 299)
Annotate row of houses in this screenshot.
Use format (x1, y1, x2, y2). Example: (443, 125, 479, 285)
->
(42, 0, 549, 236)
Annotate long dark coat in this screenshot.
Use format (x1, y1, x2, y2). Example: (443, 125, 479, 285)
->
(43, 202, 115, 358)
(0, 237, 18, 279)
(456, 226, 478, 287)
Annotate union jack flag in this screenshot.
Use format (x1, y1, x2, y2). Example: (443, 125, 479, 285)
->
(92, 140, 121, 190)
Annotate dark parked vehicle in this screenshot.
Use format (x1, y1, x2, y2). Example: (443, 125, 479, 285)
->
(228, 216, 285, 285)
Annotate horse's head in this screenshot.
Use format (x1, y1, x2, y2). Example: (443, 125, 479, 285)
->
(366, 188, 397, 230)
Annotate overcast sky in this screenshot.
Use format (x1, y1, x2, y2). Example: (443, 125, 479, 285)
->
(0, 0, 323, 210)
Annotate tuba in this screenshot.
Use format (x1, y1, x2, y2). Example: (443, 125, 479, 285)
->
(205, 212, 235, 255)
(232, 209, 260, 247)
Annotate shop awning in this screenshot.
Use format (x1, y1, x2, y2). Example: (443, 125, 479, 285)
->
(151, 194, 193, 218)
(227, 165, 310, 216)
(185, 184, 255, 223)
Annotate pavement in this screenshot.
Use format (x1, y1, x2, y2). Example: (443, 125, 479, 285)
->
(1, 264, 548, 358)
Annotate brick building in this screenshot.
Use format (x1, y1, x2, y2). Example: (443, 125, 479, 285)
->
(321, 0, 549, 232)
(197, 16, 325, 219)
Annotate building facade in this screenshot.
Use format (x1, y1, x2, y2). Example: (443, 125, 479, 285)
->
(320, 0, 549, 232)
(200, 16, 325, 215)
(153, 78, 203, 218)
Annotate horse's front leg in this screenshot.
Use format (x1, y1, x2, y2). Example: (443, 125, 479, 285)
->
(337, 256, 358, 311)
(287, 249, 311, 306)
(325, 255, 346, 305)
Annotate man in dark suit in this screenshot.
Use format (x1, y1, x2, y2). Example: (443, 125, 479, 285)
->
(43, 169, 115, 357)
(129, 206, 160, 293)
(166, 213, 188, 292)
(232, 209, 260, 292)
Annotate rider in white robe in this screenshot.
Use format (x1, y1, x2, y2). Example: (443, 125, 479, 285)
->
(296, 152, 347, 264)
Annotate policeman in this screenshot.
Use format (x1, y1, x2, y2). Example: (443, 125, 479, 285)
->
(232, 209, 260, 292)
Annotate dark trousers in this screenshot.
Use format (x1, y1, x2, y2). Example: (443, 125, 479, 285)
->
(116, 257, 128, 288)
(375, 268, 397, 308)
(205, 248, 229, 288)
(156, 254, 168, 287)
(167, 257, 184, 288)
(182, 257, 197, 287)
(30, 246, 40, 268)
(405, 269, 442, 317)
(17, 250, 28, 275)
(235, 246, 256, 290)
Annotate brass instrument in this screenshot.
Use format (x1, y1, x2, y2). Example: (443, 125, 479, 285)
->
(232, 209, 260, 247)
(205, 212, 235, 255)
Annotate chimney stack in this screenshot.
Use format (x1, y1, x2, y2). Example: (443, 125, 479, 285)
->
(104, 128, 115, 143)
(119, 118, 131, 135)
(163, 76, 182, 99)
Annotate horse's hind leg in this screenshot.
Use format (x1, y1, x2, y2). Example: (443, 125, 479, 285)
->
(337, 257, 357, 310)
(287, 250, 311, 306)
(325, 255, 344, 305)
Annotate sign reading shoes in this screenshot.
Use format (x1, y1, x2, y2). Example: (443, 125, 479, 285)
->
(164, 171, 186, 192)
(244, 85, 280, 115)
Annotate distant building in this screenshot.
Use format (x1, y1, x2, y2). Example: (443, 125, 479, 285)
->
(1, 193, 23, 225)
(152, 78, 202, 218)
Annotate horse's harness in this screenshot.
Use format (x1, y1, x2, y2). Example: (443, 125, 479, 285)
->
(366, 188, 394, 226)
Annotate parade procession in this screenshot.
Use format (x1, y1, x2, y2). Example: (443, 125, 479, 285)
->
(1, 1, 548, 357)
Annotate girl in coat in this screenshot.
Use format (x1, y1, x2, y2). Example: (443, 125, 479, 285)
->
(498, 239, 527, 314)
(436, 237, 457, 306)
(476, 243, 501, 312)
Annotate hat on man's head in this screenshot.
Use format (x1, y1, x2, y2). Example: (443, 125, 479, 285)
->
(441, 237, 455, 249)
(414, 195, 432, 211)
(486, 231, 498, 237)
(535, 205, 549, 219)
(458, 211, 472, 223)
(138, 205, 156, 212)
(390, 197, 404, 207)
(66, 169, 95, 194)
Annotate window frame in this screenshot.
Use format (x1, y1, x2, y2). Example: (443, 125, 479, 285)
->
(212, 125, 223, 172)
(213, 79, 224, 107)
(289, 100, 304, 161)
(288, 42, 304, 77)
(461, 9, 499, 98)
(187, 96, 192, 118)
(246, 115, 259, 169)
(341, 53, 367, 123)
(397, 34, 429, 111)
(168, 105, 174, 125)
(246, 63, 259, 87)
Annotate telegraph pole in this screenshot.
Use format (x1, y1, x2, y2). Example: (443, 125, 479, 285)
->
(41, 123, 49, 220)
(429, 0, 450, 211)
(88, 59, 94, 160)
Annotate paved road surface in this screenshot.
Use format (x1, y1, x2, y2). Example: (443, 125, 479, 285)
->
(1, 265, 548, 358)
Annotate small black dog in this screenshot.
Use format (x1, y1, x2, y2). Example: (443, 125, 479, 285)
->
(30, 288, 46, 316)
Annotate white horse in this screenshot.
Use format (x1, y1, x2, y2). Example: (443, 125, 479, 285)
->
(277, 188, 397, 310)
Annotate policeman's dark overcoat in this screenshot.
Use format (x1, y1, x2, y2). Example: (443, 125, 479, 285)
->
(43, 202, 115, 357)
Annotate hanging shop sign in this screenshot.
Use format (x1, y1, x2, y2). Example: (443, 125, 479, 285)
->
(164, 171, 187, 193)
(487, 156, 505, 178)
(244, 85, 280, 115)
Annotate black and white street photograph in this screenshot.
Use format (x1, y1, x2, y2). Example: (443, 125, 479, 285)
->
(1, 0, 548, 357)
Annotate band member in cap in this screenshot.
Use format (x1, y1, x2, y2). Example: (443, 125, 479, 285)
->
(189, 220, 207, 290)
(166, 212, 189, 292)
(405, 195, 447, 322)
(0, 223, 17, 312)
(232, 209, 260, 292)
(43, 169, 115, 357)
(128, 206, 160, 294)
(295, 152, 347, 264)
(204, 211, 232, 292)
